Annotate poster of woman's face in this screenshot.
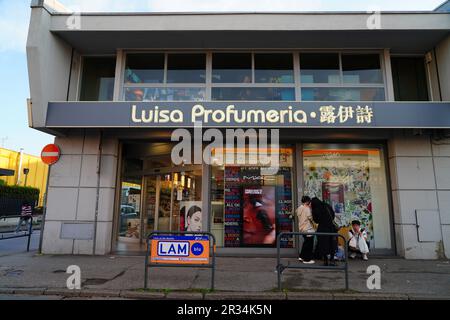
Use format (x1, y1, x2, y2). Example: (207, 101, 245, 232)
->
(243, 186, 276, 245)
(180, 202, 202, 232)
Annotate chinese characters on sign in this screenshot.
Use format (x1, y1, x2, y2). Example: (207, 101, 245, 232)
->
(319, 105, 374, 124)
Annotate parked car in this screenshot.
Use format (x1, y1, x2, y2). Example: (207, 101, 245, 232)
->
(119, 205, 138, 234)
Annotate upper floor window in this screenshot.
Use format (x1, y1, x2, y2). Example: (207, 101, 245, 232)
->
(391, 56, 429, 101)
(125, 53, 164, 84)
(120, 51, 386, 102)
(300, 53, 340, 84)
(300, 53, 385, 101)
(212, 53, 252, 83)
(80, 56, 116, 101)
(342, 54, 383, 84)
(211, 52, 295, 101)
(255, 53, 294, 84)
(123, 53, 206, 101)
(167, 53, 206, 83)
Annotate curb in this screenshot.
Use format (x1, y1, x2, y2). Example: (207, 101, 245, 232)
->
(0, 288, 449, 300)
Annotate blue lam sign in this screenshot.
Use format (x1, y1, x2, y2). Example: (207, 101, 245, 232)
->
(150, 235, 210, 265)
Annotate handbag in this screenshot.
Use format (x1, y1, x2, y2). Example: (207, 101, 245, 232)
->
(308, 217, 318, 232)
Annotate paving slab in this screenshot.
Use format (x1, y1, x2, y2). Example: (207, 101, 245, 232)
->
(79, 289, 121, 298)
(120, 290, 166, 300)
(408, 295, 450, 300)
(166, 292, 204, 300)
(333, 293, 409, 300)
(13, 288, 46, 295)
(44, 288, 81, 297)
(205, 292, 286, 300)
(286, 292, 334, 300)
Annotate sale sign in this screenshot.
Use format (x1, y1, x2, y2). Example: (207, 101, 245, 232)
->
(150, 235, 210, 265)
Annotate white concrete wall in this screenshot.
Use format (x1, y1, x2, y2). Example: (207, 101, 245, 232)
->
(42, 131, 119, 255)
(26, 6, 73, 128)
(389, 129, 450, 259)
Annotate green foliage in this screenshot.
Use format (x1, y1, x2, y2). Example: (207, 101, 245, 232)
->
(0, 185, 40, 200)
(0, 180, 6, 186)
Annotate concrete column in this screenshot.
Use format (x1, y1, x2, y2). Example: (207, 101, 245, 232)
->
(42, 130, 119, 255)
(431, 132, 450, 259)
(389, 129, 449, 259)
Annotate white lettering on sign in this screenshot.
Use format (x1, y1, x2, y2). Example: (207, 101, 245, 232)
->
(131, 104, 376, 126)
(157, 241, 190, 257)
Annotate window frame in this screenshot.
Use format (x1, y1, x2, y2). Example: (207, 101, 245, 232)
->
(78, 54, 117, 102)
(118, 50, 388, 102)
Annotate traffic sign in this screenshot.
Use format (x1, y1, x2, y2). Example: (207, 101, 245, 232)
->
(41, 144, 60, 165)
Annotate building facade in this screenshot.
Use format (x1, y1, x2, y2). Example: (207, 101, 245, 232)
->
(0, 147, 49, 206)
(27, 0, 450, 259)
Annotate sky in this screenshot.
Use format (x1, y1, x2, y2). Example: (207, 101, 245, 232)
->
(0, 0, 445, 156)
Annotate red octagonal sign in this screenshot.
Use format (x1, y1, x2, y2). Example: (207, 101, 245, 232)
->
(41, 144, 61, 165)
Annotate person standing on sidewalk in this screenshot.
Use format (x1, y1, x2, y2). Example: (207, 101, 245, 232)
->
(297, 196, 315, 264)
(15, 201, 33, 233)
(311, 197, 338, 266)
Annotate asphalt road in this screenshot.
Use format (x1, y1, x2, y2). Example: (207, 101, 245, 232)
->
(0, 231, 40, 255)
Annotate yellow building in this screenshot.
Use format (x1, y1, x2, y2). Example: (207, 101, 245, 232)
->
(0, 148, 48, 206)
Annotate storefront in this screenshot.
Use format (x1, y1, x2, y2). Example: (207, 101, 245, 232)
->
(26, 2, 450, 259)
(113, 138, 394, 255)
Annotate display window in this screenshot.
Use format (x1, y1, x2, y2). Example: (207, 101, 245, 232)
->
(211, 147, 295, 248)
(302, 144, 392, 249)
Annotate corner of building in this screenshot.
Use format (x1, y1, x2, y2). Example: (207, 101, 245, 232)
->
(41, 130, 119, 255)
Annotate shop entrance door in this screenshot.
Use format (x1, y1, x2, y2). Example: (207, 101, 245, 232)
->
(143, 166, 203, 239)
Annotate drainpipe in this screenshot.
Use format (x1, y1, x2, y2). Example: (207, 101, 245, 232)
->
(92, 131, 103, 255)
(16, 148, 24, 185)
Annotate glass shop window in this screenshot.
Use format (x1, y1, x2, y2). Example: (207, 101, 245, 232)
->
(79, 56, 116, 101)
(302, 144, 392, 250)
(124, 87, 205, 102)
(124, 53, 165, 84)
(254, 53, 294, 83)
(342, 54, 383, 84)
(212, 87, 295, 101)
(212, 53, 252, 83)
(391, 57, 429, 101)
(301, 87, 385, 102)
(167, 53, 206, 83)
(211, 146, 295, 248)
(300, 53, 386, 101)
(300, 53, 340, 84)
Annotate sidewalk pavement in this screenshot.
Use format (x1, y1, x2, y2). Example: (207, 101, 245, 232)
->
(0, 251, 449, 300)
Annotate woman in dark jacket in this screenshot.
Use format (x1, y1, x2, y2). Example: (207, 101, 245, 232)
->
(311, 197, 338, 266)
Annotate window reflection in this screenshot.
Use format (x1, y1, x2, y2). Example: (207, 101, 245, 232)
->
(124, 87, 206, 101)
(300, 53, 340, 84)
(342, 54, 383, 84)
(80, 57, 116, 101)
(167, 54, 206, 83)
(255, 53, 294, 83)
(125, 53, 164, 84)
(212, 87, 295, 101)
(212, 53, 252, 83)
(301, 87, 385, 101)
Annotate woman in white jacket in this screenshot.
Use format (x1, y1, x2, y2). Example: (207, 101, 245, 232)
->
(297, 196, 316, 264)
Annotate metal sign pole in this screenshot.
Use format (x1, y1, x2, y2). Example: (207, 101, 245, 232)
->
(27, 216, 33, 252)
(277, 231, 350, 292)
